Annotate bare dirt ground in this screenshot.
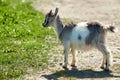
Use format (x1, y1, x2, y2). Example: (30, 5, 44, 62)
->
(25, 0, 120, 80)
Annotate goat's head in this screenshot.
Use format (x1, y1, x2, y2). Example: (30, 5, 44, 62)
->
(42, 8, 59, 27)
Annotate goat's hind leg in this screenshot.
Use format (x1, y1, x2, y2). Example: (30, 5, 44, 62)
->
(97, 43, 112, 71)
(100, 53, 106, 69)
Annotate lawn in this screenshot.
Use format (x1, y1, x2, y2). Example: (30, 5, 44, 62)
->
(0, 0, 55, 79)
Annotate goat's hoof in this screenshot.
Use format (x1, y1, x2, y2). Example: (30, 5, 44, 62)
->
(63, 66, 68, 70)
(100, 66, 105, 69)
(104, 68, 112, 72)
(59, 63, 63, 66)
(71, 65, 77, 70)
(72, 67, 78, 71)
(71, 64, 76, 67)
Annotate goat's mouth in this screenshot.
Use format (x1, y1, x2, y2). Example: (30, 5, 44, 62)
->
(42, 23, 48, 27)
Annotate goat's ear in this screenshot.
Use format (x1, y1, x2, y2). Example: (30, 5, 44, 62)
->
(54, 8, 59, 16)
(49, 10, 52, 14)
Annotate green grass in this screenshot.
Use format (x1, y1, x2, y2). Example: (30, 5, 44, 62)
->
(0, 0, 56, 79)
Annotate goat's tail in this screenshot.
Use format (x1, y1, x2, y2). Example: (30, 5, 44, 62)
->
(104, 25, 117, 33)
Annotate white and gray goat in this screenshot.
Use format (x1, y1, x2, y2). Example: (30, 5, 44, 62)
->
(42, 8, 116, 71)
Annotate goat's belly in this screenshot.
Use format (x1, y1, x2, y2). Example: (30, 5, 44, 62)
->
(71, 40, 92, 50)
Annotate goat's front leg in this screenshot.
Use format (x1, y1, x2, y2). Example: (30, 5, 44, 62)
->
(71, 48, 77, 67)
(63, 42, 70, 70)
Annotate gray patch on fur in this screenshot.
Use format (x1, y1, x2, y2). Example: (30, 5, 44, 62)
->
(59, 22, 76, 41)
(78, 35, 81, 40)
(86, 21, 105, 45)
(59, 27, 74, 41)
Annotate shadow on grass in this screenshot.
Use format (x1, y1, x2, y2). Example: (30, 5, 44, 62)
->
(42, 69, 120, 79)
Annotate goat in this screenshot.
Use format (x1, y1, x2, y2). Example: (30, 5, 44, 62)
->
(42, 8, 116, 71)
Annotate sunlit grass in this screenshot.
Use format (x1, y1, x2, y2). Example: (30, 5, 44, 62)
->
(0, 0, 56, 79)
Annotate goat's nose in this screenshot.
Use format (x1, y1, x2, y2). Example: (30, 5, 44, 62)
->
(42, 23, 48, 27)
(42, 23, 45, 27)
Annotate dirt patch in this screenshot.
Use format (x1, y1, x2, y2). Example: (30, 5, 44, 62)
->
(25, 0, 120, 80)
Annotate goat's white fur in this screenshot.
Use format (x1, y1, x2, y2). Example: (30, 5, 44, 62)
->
(71, 22, 90, 49)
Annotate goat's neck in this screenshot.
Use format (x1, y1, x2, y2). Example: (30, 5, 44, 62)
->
(53, 16, 64, 37)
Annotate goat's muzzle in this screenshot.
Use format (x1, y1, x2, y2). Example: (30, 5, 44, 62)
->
(42, 23, 48, 27)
